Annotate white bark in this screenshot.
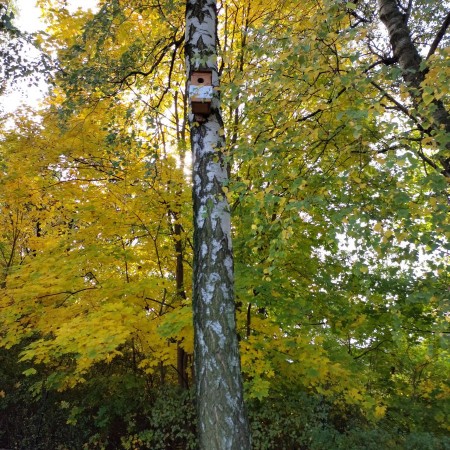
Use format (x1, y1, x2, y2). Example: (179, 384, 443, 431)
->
(185, 1, 251, 449)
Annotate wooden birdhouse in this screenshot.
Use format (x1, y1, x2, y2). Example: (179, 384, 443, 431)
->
(189, 70, 213, 115)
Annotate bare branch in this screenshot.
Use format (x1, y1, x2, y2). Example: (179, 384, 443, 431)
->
(370, 80, 426, 132)
(111, 34, 183, 88)
(427, 10, 450, 60)
(353, 339, 390, 360)
(36, 287, 98, 300)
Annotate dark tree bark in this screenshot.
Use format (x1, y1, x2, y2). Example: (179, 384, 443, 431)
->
(378, 0, 450, 176)
(174, 219, 189, 389)
(185, 1, 251, 449)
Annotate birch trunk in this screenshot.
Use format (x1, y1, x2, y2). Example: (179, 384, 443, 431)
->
(185, 1, 251, 448)
(378, 0, 450, 175)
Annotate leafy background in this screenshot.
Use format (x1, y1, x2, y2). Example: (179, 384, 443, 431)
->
(0, 0, 449, 448)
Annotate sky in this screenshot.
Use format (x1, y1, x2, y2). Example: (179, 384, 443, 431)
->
(14, 0, 43, 32)
(15, 0, 94, 31)
(1, 0, 94, 114)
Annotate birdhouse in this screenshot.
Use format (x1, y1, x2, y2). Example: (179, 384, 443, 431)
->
(189, 70, 213, 115)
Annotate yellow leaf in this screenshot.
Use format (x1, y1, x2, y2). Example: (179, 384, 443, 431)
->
(374, 405, 386, 418)
(373, 222, 383, 233)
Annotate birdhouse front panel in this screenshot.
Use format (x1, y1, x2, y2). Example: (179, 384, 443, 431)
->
(189, 71, 213, 114)
(188, 85, 214, 102)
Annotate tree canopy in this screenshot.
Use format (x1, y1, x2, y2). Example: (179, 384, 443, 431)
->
(0, 0, 449, 448)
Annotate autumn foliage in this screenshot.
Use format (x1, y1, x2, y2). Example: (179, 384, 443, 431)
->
(0, 0, 449, 448)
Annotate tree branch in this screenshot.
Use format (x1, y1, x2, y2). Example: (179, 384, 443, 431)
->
(36, 287, 98, 299)
(353, 339, 390, 360)
(370, 80, 426, 133)
(427, 10, 450, 60)
(111, 35, 183, 88)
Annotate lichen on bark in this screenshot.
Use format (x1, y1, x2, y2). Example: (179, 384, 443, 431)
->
(185, 1, 251, 449)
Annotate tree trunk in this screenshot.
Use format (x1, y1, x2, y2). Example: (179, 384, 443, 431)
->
(378, 0, 450, 175)
(175, 220, 189, 389)
(185, 1, 251, 449)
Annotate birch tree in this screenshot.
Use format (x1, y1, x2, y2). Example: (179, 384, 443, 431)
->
(185, 0, 251, 448)
(378, 0, 450, 176)
(1, 1, 449, 448)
